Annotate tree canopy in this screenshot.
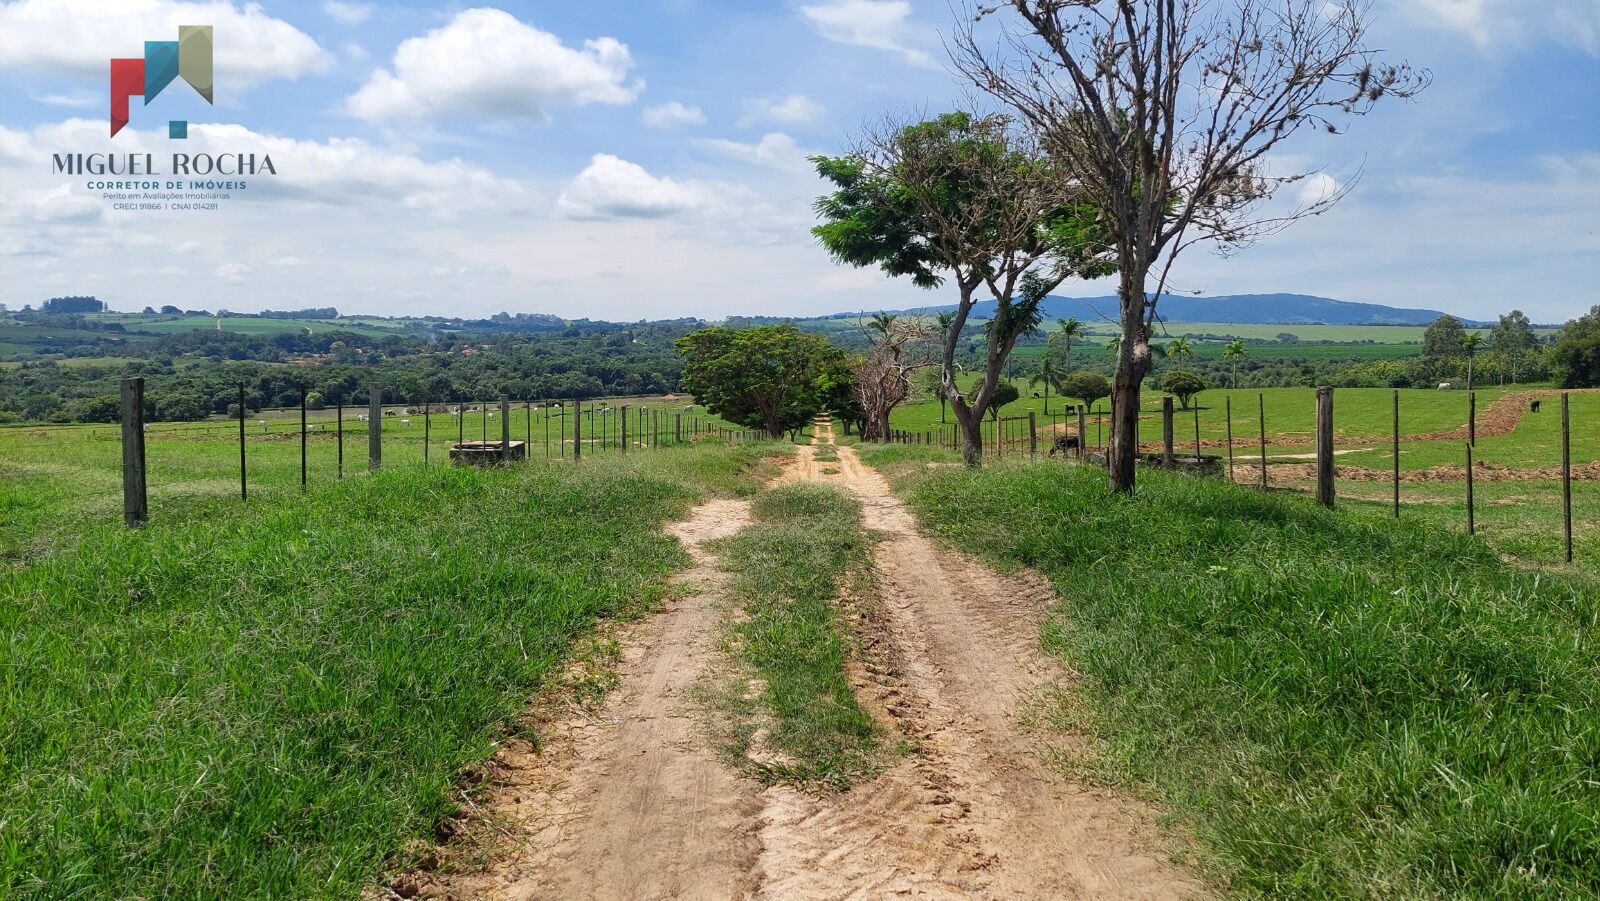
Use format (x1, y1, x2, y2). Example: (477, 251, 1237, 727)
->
(1551, 306, 1600, 389)
(675, 325, 854, 437)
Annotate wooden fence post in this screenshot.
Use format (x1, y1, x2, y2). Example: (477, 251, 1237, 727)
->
(621, 405, 629, 453)
(337, 403, 345, 478)
(1258, 393, 1268, 490)
(120, 377, 147, 527)
(1076, 404, 1087, 461)
(1029, 411, 1037, 458)
(423, 397, 429, 468)
(1465, 441, 1475, 535)
(526, 398, 532, 462)
(1392, 389, 1400, 517)
(1563, 393, 1573, 563)
(300, 386, 308, 491)
(238, 382, 247, 501)
(1224, 396, 1233, 483)
(368, 386, 382, 471)
(1469, 391, 1477, 445)
(1315, 386, 1334, 507)
(501, 394, 512, 463)
(1161, 395, 1175, 467)
(675, 413, 682, 444)
(574, 401, 583, 461)
(1192, 404, 1201, 462)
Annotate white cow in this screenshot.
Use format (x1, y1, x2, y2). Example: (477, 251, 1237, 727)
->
(1437, 382, 1453, 391)
(400, 419, 411, 426)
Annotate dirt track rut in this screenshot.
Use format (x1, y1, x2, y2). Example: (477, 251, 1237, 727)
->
(406, 425, 1196, 899)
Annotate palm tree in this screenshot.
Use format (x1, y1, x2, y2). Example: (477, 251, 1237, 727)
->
(1222, 339, 1247, 388)
(1051, 316, 1084, 371)
(1166, 335, 1193, 364)
(1459, 332, 1484, 391)
(1030, 355, 1061, 414)
(934, 311, 957, 423)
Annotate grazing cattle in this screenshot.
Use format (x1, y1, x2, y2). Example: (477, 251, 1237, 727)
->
(1437, 382, 1453, 391)
(1531, 399, 1542, 414)
(1048, 434, 1080, 456)
(400, 419, 411, 426)
(384, 410, 397, 417)
(356, 414, 369, 422)
(258, 420, 268, 432)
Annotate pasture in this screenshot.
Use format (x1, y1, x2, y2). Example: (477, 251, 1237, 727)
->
(0, 396, 740, 563)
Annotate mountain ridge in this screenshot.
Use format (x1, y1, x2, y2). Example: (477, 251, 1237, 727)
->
(839, 293, 1465, 326)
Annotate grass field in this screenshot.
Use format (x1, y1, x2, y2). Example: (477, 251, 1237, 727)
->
(0, 441, 783, 898)
(101, 314, 404, 337)
(0, 401, 742, 563)
(856, 447, 1599, 898)
(710, 482, 883, 789)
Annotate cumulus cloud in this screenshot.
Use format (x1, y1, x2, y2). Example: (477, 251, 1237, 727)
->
(738, 94, 824, 127)
(322, 0, 372, 25)
(557, 154, 710, 219)
(1408, 0, 1600, 54)
(215, 262, 250, 282)
(0, 0, 329, 85)
(345, 8, 641, 124)
(642, 101, 706, 128)
(696, 132, 812, 172)
(0, 118, 528, 218)
(799, 0, 935, 68)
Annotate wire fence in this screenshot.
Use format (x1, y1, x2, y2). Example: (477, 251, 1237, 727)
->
(87, 379, 773, 529)
(877, 387, 1585, 564)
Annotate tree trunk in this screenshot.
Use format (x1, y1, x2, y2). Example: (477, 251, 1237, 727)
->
(1108, 273, 1153, 493)
(951, 401, 983, 466)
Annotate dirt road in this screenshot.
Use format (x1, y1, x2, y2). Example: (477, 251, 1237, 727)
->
(404, 425, 1196, 899)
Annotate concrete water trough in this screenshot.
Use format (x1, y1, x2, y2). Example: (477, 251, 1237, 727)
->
(449, 440, 526, 466)
(1084, 451, 1225, 478)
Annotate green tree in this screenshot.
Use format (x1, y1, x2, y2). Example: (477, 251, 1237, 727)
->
(1490, 310, 1537, 383)
(676, 325, 851, 438)
(1458, 333, 1484, 391)
(972, 380, 1020, 421)
(1165, 336, 1193, 364)
(1422, 315, 1468, 358)
(1058, 370, 1110, 411)
(1222, 340, 1247, 388)
(1029, 354, 1061, 414)
(1050, 316, 1084, 371)
(811, 111, 1113, 466)
(1550, 306, 1600, 389)
(1161, 370, 1207, 409)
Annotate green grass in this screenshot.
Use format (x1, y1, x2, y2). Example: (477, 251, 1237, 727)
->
(859, 451, 1600, 898)
(711, 482, 882, 789)
(0, 443, 778, 898)
(0, 406, 738, 563)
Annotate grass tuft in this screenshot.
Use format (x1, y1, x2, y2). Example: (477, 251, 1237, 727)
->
(0, 444, 774, 897)
(880, 458, 1600, 898)
(711, 482, 883, 789)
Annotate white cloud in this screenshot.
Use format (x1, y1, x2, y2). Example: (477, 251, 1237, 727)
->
(557, 154, 709, 219)
(345, 8, 641, 124)
(322, 0, 372, 25)
(271, 255, 309, 267)
(738, 94, 825, 127)
(0, 0, 329, 85)
(215, 262, 251, 282)
(800, 0, 936, 68)
(642, 100, 706, 128)
(696, 132, 812, 172)
(29, 89, 96, 108)
(1295, 172, 1343, 207)
(1406, 0, 1600, 54)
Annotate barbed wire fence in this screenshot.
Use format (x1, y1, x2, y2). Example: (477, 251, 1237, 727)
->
(876, 386, 1580, 564)
(108, 377, 771, 529)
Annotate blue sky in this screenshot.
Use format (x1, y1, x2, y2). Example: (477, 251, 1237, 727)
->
(0, 0, 1596, 323)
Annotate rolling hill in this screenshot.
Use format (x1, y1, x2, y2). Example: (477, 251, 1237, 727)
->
(881, 293, 1456, 326)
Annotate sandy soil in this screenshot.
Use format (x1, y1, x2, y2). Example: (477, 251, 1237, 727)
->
(395, 424, 1197, 899)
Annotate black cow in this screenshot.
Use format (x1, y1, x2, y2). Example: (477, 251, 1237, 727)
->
(1531, 399, 1542, 414)
(1048, 434, 1080, 456)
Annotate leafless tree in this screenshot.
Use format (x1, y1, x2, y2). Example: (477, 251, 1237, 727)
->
(854, 313, 939, 441)
(953, 0, 1427, 490)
